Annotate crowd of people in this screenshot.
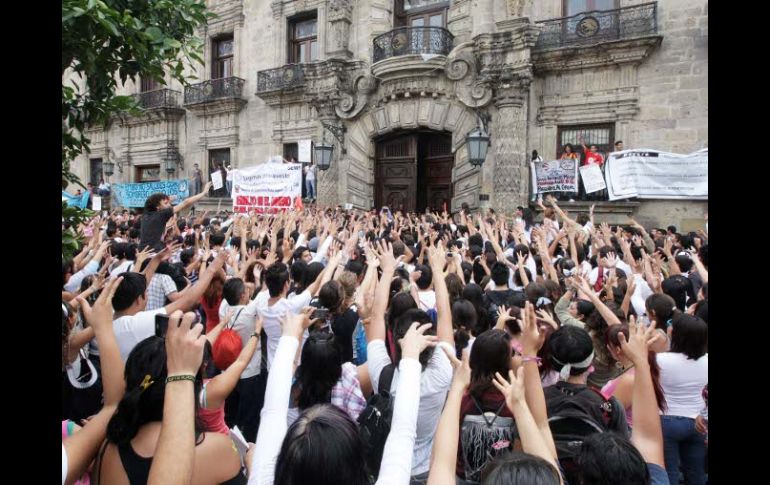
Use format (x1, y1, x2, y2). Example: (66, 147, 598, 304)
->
(61, 193, 708, 485)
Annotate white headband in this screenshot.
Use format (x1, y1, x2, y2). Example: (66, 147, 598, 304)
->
(552, 351, 595, 381)
(536, 297, 552, 307)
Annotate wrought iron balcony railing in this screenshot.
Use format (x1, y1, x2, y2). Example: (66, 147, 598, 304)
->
(133, 89, 181, 109)
(535, 2, 657, 50)
(256, 64, 305, 93)
(184, 77, 245, 105)
(373, 26, 454, 63)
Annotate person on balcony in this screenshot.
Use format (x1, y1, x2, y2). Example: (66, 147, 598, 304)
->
(579, 137, 605, 201)
(304, 162, 316, 202)
(225, 164, 233, 197)
(191, 164, 203, 196)
(559, 143, 579, 202)
(98, 178, 111, 197)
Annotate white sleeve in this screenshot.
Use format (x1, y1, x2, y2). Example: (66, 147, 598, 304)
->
(287, 290, 312, 313)
(526, 257, 537, 280)
(366, 340, 392, 392)
(295, 233, 307, 249)
(249, 335, 300, 485)
(64, 260, 100, 293)
(62, 444, 68, 485)
(375, 358, 422, 484)
(311, 236, 334, 263)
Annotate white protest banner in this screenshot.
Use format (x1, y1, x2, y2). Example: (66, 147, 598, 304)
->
(533, 159, 578, 193)
(298, 139, 312, 163)
(211, 170, 224, 190)
(605, 148, 708, 201)
(579, 164, 607, 194)
(232, 160, 302, 213)
(92, 196, 102, 211)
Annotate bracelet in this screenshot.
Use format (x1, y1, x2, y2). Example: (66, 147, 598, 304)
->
(165, 374, 195, 384)
(521, 356, 542, 365)
(251, 332, 260, 339)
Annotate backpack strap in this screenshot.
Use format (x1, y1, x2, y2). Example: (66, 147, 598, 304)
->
(228, 307, 245, 330)
(378, 363, 396, 395)
(470, 395, 507, 427)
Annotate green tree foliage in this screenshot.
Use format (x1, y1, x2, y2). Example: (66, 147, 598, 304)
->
(61, 0, 211, 258)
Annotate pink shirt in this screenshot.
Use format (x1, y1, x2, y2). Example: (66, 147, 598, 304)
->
(601, 368, 635, 427)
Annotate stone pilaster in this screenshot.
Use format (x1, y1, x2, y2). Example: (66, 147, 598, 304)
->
(311, 96, 343, 207)
(492, 76, 530, 214)
(327, 0, 353, 59)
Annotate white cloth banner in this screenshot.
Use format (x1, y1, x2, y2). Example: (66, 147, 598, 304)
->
(605, 148, 708, 201)
(92, 196, 102, 212)
(579, 164, 607, 194)
(232, 160, 302, 213)
(532, 159, 579, 193)
(211, 170, 224, 190)
(298, 139, 312, 164)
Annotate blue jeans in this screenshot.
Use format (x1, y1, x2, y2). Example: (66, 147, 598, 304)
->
(226, 180, 232, 196)
(306, 179, 316, 200)
(661, 415, 706, 485)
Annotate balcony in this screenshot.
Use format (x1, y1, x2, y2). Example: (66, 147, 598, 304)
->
(256, 64, 305, 94)
(373, 26, 454, 63)
(133, 89, 181, 109)
(184, 77, 246, 106)
(535, 2, 658, 50)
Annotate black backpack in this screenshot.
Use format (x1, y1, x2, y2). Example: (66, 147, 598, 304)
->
(460, 396, 515, 483)
(544, 382, 628, 483)
(357, 363, 396, 480)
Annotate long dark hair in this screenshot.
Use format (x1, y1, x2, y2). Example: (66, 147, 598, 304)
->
(293, 332, 343, 409)
(482, 450, 561, 484)
(274, 404, 369, 485)
(107, 337, 203, 444)
(462, 283, 492, 334)
(607, 325, 667, 412)
(469, 330, 512, 399)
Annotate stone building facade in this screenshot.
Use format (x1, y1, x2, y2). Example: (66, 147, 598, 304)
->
(69, 0, 708, 229)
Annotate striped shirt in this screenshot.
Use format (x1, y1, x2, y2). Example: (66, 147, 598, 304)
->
(286, 362, 367, 426)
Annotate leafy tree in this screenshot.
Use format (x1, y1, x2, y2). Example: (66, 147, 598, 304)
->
(61, 0, 211, 258)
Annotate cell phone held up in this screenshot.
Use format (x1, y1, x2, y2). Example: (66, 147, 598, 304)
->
(155, 313, 202, 338)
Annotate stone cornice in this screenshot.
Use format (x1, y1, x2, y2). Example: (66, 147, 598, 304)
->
(119, 107, 186, 127)
(532, 36, 663, 73)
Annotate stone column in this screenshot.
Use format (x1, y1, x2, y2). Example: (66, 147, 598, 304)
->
(492, 77, 530, 214)
(312, 96, 343, 207)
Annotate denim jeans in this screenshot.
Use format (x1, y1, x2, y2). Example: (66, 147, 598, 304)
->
(226, 180, 232, 196)
(661, 415, 706, 485)
(306, 179, 316, 200)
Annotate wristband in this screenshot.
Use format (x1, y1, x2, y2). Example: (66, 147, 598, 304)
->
(166, 374, 195, 384)
(251, 332, 260, 339)
(521, 356, 542, 365)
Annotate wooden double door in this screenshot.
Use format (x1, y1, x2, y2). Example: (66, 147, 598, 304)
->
(375, 132, 453, 213)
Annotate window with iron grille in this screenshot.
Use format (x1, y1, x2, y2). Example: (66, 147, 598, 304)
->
(289, 14, 318, 63)
(563, 0, 618, 16)
(283, 143, 299, 163)
(212, 36, 234, 79)
(395, 0, 449, 27)
(557, 124, 615, 161)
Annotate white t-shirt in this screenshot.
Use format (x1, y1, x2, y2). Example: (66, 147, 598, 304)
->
(110, 260, 134, 278)
(367, 339, 454, 475)
(113, 308, 167, 361)
(230, 290, 271, 379)
(657, 352, 708, 418)
(416, 290, 436, 311)
(255, 290, 313, 370)
(588, 260, 634, 286)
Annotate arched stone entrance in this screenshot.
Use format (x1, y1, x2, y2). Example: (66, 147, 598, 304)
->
(337, 96, 482, 211)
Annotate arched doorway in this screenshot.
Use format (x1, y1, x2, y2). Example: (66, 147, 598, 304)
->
(375, 130, 453, 213)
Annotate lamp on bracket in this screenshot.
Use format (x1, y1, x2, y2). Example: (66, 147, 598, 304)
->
(465, 111, 491, 168)
(313, 122, 347, 171)
(102, 149, 122, 177)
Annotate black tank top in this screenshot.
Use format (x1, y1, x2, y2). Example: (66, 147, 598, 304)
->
(116, 433, 247, 485)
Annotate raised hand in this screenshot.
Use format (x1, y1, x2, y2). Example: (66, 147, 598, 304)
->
(617, 316, 660, 367)
(166, 311, 207, 376)
(492, 367, 527, 413)
(495, 305, 516, 331)
(399, 322, 438, 360)
(77, 276, 123, 331)
(521, 302, 547, 353)
(441, 345, 471, 391)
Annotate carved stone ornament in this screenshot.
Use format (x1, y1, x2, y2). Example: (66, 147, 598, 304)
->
(328, 0, 353, 22)
(335, 75, 378, 120)
(444, 42, 493, 109)
(507, 0, 527, 17)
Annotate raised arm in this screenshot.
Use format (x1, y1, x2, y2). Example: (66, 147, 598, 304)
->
(173, 182, 212, 214)
(427, 243, 453, 344)
(573, 275, 622, 326)
(622, 318, 666, 468)
(66, 277, 126, 485)
(367, 240, 399, 342)
(165, 250, 228, 315)
(148, 311, 207, 485)
(427, 349, 471, 485)
(204, 315, 262, 410)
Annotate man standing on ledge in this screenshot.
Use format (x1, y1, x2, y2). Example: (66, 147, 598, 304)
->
(140, 181, 212, 251)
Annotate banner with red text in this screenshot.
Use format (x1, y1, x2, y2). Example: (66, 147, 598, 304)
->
(232, 160, 302, 213)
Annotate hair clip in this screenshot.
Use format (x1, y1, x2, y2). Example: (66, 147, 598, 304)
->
(140, 374, 155, 392)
